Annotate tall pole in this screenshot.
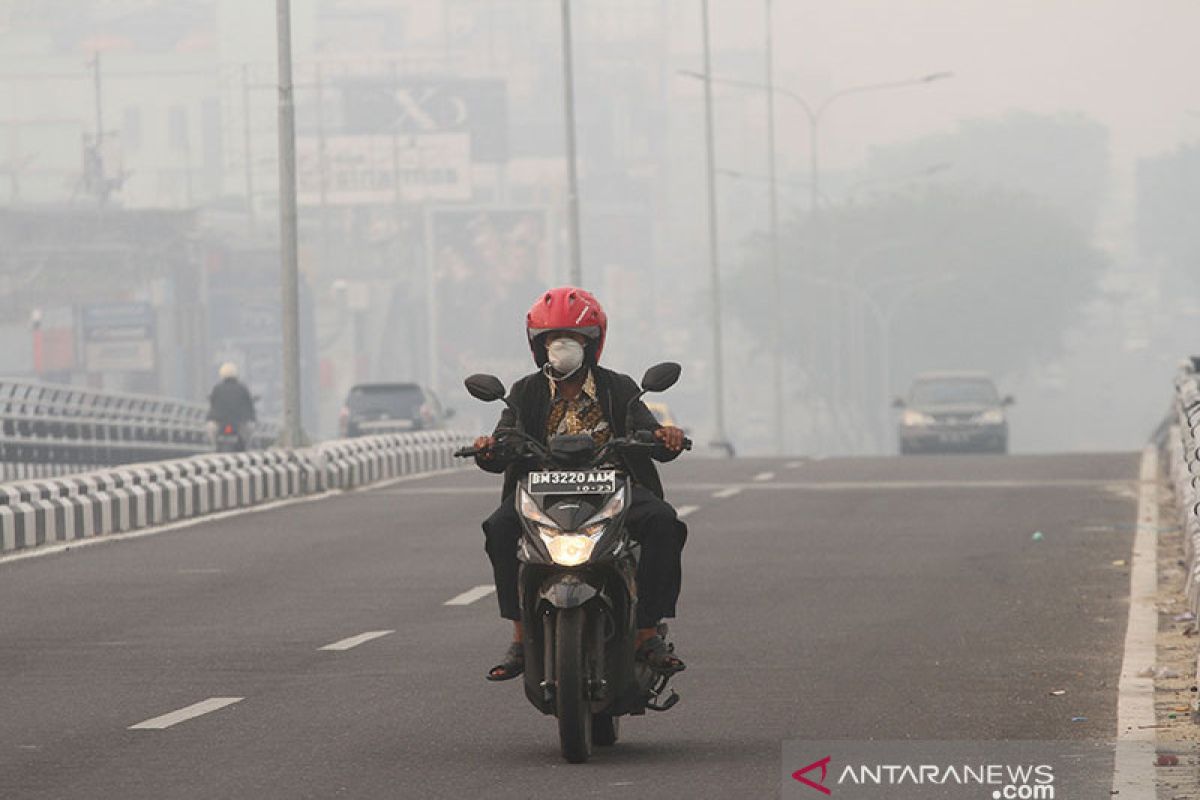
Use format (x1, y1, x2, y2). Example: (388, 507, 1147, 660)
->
(560, 0, 583, 285)
(701, 0, 731, 456)
(241, 64, 256, 233)
(276, 0, 304, 446)
(91, 52, 107, 206)
(764, 0, 783, 454)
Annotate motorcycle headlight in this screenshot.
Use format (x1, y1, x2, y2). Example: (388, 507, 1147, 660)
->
(539, 532, 596, 566)
(518, 487, 557, 528)
(580, 486, 625, 528)
(902, 410, 935, 426)
(977, 409, 1005, 424)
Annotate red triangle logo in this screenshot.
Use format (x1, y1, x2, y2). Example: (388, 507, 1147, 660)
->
(792, 756, 833, 795)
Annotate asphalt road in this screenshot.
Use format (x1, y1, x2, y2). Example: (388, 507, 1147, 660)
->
(0, 451, 1140, 798)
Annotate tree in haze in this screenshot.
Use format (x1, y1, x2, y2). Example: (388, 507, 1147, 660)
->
(1137, 142, 1200, 293)
(729, 183, 1110, 450)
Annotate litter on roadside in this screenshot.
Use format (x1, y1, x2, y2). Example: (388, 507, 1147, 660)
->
(1049, 690, 1066, 696)
(1112, 559, 1127, 567)
(1155, 754, 1180, 767)
(1070, 716, 1087, 723)
(1031, 531, 1044, 542)
(1138, 666, 1181, 679)
(1173, 611, 1196, 622)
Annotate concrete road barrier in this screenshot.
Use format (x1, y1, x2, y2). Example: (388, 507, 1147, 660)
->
(0, 430, 472, 555)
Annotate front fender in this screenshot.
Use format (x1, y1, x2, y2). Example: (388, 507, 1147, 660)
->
(538, 573, 598, 609)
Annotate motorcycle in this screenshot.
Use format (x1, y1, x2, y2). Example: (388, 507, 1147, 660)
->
(454, 362, 690, 764)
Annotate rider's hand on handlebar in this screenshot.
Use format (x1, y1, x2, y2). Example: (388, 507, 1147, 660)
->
(654, 426, 686, 453)
(474, 435, 497, 460)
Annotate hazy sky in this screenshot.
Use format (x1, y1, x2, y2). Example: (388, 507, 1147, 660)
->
(696, 0, 1199, 173)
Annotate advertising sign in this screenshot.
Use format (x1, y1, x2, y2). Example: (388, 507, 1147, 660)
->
(81, 302, 156, 373)
(296, 133, 471, 205)
(338, 78, 508, 163)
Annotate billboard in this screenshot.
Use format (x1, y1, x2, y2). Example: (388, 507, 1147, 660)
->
(338, 78, 508, 163)
(81, 302, 156, 373)
(296, 133, 471, 205)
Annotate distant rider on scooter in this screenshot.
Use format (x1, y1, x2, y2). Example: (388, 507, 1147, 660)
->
(472, 287, 689, 681)
(206, 362, 257, 452)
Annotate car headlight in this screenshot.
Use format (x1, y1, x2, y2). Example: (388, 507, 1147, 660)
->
(518, 487, 557, 528)
(902, 410, 934, 426)
(539, 532, 596, 566)
(977, 409, 1005, 424)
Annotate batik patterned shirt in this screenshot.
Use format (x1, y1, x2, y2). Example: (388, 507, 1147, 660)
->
(545, 370, 612, 448)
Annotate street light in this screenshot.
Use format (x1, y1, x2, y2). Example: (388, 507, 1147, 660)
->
(679, 70, 953, 214)
(678, 67, 952, 452)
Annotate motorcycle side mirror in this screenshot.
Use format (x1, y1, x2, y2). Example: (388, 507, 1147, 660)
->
(464, 374, 507, 403)
(641, 362, 681, 393)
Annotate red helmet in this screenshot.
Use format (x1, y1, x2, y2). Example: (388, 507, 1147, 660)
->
(526, 286, 607, 367)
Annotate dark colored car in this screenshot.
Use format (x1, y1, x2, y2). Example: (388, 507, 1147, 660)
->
(338, 383, 453, 438)
(893, 372, 1013, 455)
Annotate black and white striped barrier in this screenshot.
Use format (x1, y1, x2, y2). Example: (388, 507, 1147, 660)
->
(0, 430, 472, 555)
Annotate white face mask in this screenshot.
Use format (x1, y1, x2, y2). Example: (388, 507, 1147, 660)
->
(545, 337, 585, 380)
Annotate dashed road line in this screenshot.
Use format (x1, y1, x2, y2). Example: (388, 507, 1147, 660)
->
(712, 487, 742, 499)
(319, 630, 396, 651)
(129, 697, 243, 730)
(676, 505, 700, 519)
(444, 584, 497, 606)
(753, 472, 776, 482)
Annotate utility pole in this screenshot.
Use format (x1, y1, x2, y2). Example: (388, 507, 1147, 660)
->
(764, 0, 783, 454)
(276, 0, 304, 446)
(560, 0, 583, 285)
(701, 0, 731, 456)
(90, 52, 108, 206)
(241, 63, 256, 233)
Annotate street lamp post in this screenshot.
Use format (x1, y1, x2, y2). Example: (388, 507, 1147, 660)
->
(275, 0, 304, 447)
(763, 0, 783, 454)
(560, 0, 583, 286)
(700, 0, 732, 457)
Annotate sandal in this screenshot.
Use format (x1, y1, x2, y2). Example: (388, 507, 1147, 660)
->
(636, 634, 686, 675)
(486, 641, 525, 682)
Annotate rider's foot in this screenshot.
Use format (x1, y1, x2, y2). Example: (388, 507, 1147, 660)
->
(486, 640, 525, 682)
(635, 628, 686, 674)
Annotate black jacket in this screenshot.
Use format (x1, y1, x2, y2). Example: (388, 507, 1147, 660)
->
(208, 378, 256, 424)
(478, 365, 679, 500)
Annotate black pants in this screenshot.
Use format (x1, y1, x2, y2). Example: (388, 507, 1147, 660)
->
(482, 485, 687, 629)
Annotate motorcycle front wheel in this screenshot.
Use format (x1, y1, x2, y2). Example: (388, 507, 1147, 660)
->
(555, 607, 592, 763)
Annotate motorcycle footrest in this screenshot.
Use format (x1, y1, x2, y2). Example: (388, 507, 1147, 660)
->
(645, 688, 679, 712)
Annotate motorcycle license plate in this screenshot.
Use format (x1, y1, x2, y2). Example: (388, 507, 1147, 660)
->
(528, 470, 617, 495)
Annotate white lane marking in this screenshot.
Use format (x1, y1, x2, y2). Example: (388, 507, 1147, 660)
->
(319, 630, 395, 651)
(1110, 444, 1158, 798)
(129, 697, 243, 730)
(0, 467, 461, 568)
(444, 584, 496, 606)
(712, 487, 742, 499)
(676, 505, 700, 519)
(752, 472, 776, 482)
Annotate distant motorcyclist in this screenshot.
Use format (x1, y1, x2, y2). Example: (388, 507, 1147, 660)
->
(207, 362, 256, 451)
(473, 287, 689, 681)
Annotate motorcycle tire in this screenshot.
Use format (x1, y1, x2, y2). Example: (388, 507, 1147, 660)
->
(555, 607, 592, 763)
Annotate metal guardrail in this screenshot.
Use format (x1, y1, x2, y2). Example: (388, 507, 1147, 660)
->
(0, 379, 278, 479)
(1168, 364, 1200, 618)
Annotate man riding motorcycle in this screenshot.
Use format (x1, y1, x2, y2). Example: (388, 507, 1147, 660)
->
(473, 287, 689, 681)
(206, 362, 256, 451)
